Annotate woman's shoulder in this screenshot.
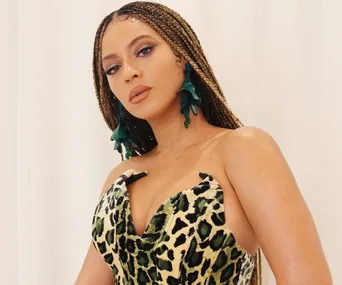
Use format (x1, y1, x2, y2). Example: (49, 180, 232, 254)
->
(217, 125, 272, 149)
(216, 125, 275, 167)
(98, 159, 134, 199)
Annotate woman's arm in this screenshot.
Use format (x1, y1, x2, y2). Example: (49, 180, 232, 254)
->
(75, 161, 130, 285)
(222, 126, 332, 285)
(75, 242, 115, 285)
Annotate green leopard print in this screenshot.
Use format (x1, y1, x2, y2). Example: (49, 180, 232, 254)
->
(92, 169, 257, 284)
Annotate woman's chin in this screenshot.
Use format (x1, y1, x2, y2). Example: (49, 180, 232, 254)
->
(128, 99, 175, 122)
(130, 107, 166, 122)
(131, 112, 159, 121)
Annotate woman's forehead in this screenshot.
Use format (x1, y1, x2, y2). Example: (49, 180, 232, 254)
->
(104, 16, 158, 42)
(102, 16, 161, 54)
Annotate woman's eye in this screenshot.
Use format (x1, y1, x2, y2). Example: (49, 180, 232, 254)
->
(105, 65, 120, 75)
(105, 46, 154, 76)
(137, 46, 153, 57)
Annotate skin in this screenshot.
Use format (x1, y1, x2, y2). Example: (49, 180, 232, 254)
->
(75, 14, 332, 285)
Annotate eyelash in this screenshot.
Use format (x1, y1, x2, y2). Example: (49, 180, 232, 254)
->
(105, 46, 154, 75)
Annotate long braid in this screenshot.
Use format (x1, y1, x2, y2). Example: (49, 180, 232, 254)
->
(92, 3, 262, 283)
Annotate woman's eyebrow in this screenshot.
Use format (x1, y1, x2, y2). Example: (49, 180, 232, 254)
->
(102, 34, 154, 62)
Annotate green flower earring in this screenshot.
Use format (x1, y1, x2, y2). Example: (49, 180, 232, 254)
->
(180, 62, 202, 128)
(110, 101, 137, 159)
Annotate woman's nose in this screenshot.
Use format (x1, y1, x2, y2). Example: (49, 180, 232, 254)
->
(123, 63, 142, 83)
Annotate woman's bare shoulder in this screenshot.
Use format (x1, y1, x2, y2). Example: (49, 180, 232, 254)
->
(217, 125, 261, 148)
(99, 159, 134, 198)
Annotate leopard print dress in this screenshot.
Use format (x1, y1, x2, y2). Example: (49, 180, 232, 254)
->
(91, 168, 257, 284)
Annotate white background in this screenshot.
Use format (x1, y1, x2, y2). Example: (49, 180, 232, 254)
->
(1, 0, 341, 284)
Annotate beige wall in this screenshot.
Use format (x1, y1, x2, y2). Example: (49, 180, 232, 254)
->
(1, 0, 340, 284)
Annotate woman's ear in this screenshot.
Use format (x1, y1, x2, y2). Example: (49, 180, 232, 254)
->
(181, 59, 188, 71)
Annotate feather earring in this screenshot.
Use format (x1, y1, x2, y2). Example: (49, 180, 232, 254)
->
(180, 62, 202, 128)
(110, 101, 138, 159)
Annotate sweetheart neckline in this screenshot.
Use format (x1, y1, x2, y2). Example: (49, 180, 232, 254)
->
(122, 169, 221, 240)
(98, 168, 258, 257)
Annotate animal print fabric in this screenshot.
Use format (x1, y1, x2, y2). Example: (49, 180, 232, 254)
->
(92, 169, 256, 284)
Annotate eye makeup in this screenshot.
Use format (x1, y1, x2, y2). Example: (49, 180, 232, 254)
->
(104, 45, 155, 75)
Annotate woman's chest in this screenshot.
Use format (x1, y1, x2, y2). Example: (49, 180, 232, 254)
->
(126, 150, 230, 233)
(123, 146, 257, 255)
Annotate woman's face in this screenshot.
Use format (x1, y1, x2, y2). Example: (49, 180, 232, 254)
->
(101, 14, 186, 120)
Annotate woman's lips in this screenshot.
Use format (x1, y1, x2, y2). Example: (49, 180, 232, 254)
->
(129, 85, 152, 101)
(130, 89, 151, 104)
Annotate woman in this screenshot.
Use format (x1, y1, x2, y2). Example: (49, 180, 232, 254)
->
(76, 1, 332, 284)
